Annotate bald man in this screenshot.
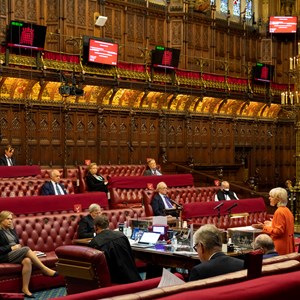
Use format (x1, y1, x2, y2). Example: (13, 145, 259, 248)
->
(253, 234, 279, 259)
(215, 181, 239, 201)
(40, 169, 68, 195)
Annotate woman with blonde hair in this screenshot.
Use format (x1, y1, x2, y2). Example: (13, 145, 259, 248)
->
(0, 211, 57, 298)
(85, 162, 108, 193)
(253, 187, 294, 255)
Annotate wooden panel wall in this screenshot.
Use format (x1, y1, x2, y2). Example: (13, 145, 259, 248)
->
(0, 103, 294, 187)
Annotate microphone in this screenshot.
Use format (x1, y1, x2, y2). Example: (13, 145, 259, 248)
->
(213, 202, 224, 210)
(170, 199, 182, 208)
(123, 202, 143, 233)
(225, 203, 238, 212)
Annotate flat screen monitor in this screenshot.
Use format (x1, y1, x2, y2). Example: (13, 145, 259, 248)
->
(252, 63, 274, 83)
(152, 225, 167, 235)
(82, 35, 118, 66)
(151, 46, 180, 69)
(269, 16, 297, 33)
(6, 20, 47, 51)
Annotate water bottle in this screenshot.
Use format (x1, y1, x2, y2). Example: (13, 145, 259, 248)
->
(171, 236, 178, 250)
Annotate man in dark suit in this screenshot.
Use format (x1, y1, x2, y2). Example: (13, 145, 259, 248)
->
(0, 145, 16, 166)
(143, 159, 162, 176)
(77, 203, 102, 238)
(40, 169, 68, 195)
(151, 181, 179, 217)
(215, 180, 239, 201)
(253, 234, 279, 259)
(89, 215, 141, 284)
(189, 224, 244, 281)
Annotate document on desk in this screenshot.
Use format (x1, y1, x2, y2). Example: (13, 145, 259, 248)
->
(157, 268, 185, 288)
(174, 250, 198, 257)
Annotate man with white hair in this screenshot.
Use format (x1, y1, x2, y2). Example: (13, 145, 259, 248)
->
(189, 224, 244, 281)
(40, 169, 67, 195)
(151, 181, 178, 217)
(253, 234, 278, 259)
(77, 203, 102, 238)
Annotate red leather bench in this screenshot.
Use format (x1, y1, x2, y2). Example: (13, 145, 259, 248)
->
(78, 165, 147, 193)
(0, 178, 75, 197)
(142, 186, 220, 217)
(182, 197, 268, 229)
(0, 206, 145, 293)
(50, 256, 300, 300)
(110, 174, 195, 209)
(0, 192, 109, 216)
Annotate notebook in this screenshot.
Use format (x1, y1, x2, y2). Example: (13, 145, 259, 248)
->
(131, 231, 161, 248)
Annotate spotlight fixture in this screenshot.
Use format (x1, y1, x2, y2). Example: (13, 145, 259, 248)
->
(59, 85, 84, 97)
(95, 15, 107, 26)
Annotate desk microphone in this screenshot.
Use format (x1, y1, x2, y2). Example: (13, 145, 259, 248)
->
(122, 202, 139, 234)
(225, 203, 238, 212)
(213, 202, 224, 210)
(170, 199, 182, 208)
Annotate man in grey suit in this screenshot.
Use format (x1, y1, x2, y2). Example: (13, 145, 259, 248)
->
(143, 159, 162, 176)
(189, 224, 244, 281)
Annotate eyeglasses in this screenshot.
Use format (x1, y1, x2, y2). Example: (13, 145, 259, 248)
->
(193, 243, 199, 252)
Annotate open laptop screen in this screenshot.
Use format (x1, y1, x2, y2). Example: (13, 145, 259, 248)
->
(139, 232, 161, 244)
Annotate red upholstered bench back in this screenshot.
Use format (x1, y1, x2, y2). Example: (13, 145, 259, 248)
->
(142, 186, 220, 217)
(0, 178, 75, 197)
(55, 245, 112, 294)
(182, 197, 267, 229)
(38, 168, 64, 179)
(14, 213, 83, 252)
(78, 165, 147, 193)
(13, 208, 145, 252)
(109, 188, 144, 209)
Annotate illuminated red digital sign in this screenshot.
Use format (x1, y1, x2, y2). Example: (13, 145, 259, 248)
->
(88, 39, 118, 66)
(269, 16, 297, 33)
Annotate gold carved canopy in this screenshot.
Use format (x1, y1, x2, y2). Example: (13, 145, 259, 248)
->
(0, 77, 281, 119)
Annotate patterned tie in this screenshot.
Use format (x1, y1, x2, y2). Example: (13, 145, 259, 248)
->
(153, 169, 157, 175)
(164, 195, 173, 208)
(55, 183, 62, 195)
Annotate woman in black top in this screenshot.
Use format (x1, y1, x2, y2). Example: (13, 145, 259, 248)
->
(0, 211, 57, 298)
(86, 163, 108, 193)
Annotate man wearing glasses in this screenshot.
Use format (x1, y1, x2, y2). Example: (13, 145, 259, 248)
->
(189, 224, 244, 281)
(151, 182, 178, 217)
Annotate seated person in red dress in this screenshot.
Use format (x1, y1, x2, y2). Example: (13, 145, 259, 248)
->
(143, 158, 162, 176)
(85, 163, 108, 193)
(40, 169, 68, 195)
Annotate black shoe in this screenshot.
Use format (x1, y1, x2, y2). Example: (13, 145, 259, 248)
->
(44, 271, 59, 277)
(23, 292, 35, 298)
(53, 271, 59, 277)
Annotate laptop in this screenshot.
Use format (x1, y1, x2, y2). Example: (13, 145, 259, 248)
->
(131, 231, 161, 248)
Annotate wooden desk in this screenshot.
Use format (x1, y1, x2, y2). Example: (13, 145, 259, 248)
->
(73, 238, 92, 245)
(130, 216, 178, 229)
(132, 245, 199, 270)
(132, 245, 250, 270)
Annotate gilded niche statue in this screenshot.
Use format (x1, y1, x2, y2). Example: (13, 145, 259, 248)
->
(194, 0, 211, 12)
